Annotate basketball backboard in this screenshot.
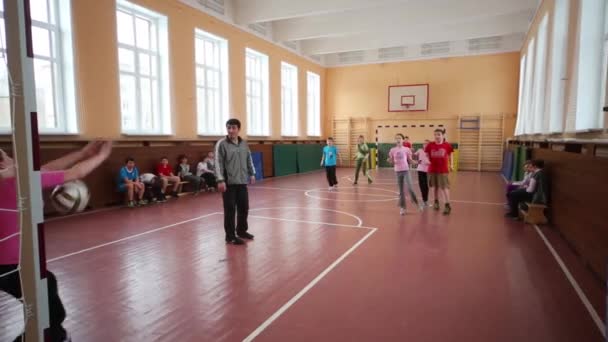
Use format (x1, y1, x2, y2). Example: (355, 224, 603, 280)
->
(388, 84, 429, 112)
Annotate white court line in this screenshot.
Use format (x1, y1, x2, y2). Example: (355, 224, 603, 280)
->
(242, 227, 378, 342)
(45, 206, 121, 222)
(252, 186, 308, 192)
(305, 189, 397, 203)
(250, 207, 363, 227)
(0, 232, 19, 243)
(48, 207, 366, 262)
(311, 190, 396, 198)
(533, 224, 606, 337)
(249, 215, 375, 230)
(48, 212, 221, 263)
(450, 200, 504, 206)
(0, 208, 19, 213)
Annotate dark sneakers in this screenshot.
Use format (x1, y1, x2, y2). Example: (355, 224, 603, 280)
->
(226, 237, 245, 245)
(237, 231, 255, 240)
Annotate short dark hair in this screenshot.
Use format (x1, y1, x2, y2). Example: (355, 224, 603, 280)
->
(125, 157, 135, 163)
(405, 136, 409, 139)
(434, 128, 446, 134)
(396, 133, 405, 139)
(358, 135, 364, 139)
(531, 159, 545, 168)
(327, 137, 334, 141)
(178, 154, 188, 162)
(160, 156, 168, 160)
(226, 118, 241, 129)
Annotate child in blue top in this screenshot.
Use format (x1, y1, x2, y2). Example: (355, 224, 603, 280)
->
(117, 157, 146, 207)
(320, 137, 341, 190)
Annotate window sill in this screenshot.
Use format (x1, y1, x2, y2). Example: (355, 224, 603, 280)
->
(122, 132, 173, 137)
(0, 131, 79, 136)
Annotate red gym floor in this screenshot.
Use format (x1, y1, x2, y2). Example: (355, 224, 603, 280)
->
(0, 169, 605, 341)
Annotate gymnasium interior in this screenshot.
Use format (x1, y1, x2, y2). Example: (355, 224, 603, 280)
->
(0, 0, 607, 341)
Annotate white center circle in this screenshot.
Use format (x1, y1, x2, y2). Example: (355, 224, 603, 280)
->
(304, 187, 398, 202)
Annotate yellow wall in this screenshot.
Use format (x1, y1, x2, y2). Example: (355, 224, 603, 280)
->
(325, 52, 520, 137)
(70, 0, 325, 140)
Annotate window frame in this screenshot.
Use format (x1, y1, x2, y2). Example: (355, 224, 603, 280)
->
(0, 0, 79, 135)
(306, 71, 321, 137)
(194, 28, 230, 136)
(245, 48, 269, 137)
(116, 0, 171, 136)
(280, 61, 298, 137)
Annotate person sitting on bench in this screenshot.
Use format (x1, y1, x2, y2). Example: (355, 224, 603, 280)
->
(197, 151, 218, 191)
(177, 155, 202, 194)
(505, 159, 547, 219)
(156, 157, 180, 198)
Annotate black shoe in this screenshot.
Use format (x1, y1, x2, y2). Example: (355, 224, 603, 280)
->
(504, 213, 518, 218)
(237, 231, 255, 240)
(226, 237, 245, 245)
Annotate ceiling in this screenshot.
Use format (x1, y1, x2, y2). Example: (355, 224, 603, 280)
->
(182, 0, 540, 66)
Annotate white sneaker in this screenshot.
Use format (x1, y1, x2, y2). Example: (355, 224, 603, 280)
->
(418, 203, 425, 212)
(328, 186, 334, 191)
(400, 208, 406, 215)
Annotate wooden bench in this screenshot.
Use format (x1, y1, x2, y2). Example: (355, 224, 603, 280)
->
(519, 203, 548, 225)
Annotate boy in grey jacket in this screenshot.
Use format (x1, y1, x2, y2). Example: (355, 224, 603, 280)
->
(215, 118, 256, 245)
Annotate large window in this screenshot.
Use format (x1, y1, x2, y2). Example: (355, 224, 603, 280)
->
(195, 29, 229, 136)
(520, 38, 535, 135)
(306, 71, 321, 136)
(531, 15, 549, 134)
(575, 0, 607, 131)
(515, 55, 526, 136)
(281, 62, 298, 136)
(0, 0, 78, 134)
(245, 48, 269, 136)
(547, 0, 570, 133)
(116, 0, 170, 135)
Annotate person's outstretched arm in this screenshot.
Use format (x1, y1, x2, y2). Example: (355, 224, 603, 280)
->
(42, 141, 104, 171)
(64, 142, 112, 182)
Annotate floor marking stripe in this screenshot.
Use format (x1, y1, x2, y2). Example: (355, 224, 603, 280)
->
(533, 224, 606, 337)
(242, 227, 378, 342)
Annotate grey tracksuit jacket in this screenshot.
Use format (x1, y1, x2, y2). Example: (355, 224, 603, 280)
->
(214, 136, 256, 185)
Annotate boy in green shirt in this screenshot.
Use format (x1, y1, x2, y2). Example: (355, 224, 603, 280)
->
(353, 135, 373, 185)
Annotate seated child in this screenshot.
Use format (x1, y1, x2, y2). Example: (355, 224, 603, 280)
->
(177, 155, 202, 194)
(506, 160, 533, 196)
(506, 159, 547, 218)
(117, 157, 145, 207)
(196, 152, 217, 190)
(140, 173, 166, 203)
(156, 157, 180, 198)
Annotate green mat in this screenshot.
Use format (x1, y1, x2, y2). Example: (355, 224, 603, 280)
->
(512, 146, 529, 181)
(297, 144, 323, 173)
(273, 145, 298, 177)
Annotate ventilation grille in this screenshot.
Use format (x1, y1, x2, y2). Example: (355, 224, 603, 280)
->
(248, 23, 269, 36)
(421, 41, 450, 55)
(196, 0, 224, 15)
(378, 46, 405, 59)
(338, 50, 365, 64)
(468, 36, 503, 51)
